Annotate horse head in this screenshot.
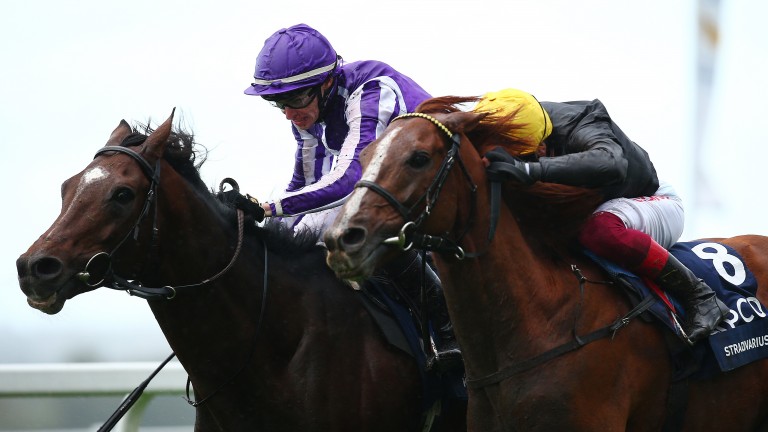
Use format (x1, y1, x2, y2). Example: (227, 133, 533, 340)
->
(324, 107, 487, 280)
(16, 111, 176, 314)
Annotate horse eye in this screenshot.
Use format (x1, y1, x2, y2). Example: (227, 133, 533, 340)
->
(407, 151, 431, 169)
(113, 188, 135, 204)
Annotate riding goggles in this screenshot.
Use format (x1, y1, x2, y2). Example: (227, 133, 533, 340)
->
(261, 86, 320, 110)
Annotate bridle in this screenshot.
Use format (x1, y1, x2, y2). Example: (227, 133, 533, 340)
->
(76, 145, 160, 292)
(355, 112, 483, 258)
(78, 145, 245, 299)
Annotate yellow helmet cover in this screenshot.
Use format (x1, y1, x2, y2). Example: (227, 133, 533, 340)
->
(473, 88, 552, 156)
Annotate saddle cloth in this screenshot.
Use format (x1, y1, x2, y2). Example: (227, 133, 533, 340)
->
(589, 240, 768, 378)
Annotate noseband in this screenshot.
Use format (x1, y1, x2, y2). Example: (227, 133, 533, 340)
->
(355, 113, 478, 258)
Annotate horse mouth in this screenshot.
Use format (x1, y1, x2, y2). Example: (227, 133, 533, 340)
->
(327, 254, 367, 281)
(20, 277, 86, 315)
(27, 292, 65, 315)
(327, 247, 383, 281)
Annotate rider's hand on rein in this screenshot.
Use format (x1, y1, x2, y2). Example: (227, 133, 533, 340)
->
(217, 190, 266, 222)
(484, 147, 540, 186)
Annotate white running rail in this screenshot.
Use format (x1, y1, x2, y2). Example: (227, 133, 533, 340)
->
(0, 362, 188, 432)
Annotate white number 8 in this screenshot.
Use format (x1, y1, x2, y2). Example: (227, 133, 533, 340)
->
(690, 242, 746, 286)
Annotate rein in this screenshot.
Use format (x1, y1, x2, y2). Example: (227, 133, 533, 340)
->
(99, 241, 270, 431)
(183, 241, 270, 407)
(463, 266, 656, 389)
(108, 209, 245, 300)
(356, 112, 497, 259)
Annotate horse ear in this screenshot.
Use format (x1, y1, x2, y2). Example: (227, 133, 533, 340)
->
(143, 108, 176, 160)
(105, 120, 133, 147)
(442, 111, 487, 134)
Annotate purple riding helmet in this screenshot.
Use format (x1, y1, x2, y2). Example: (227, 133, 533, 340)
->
(244, 23, 339, 97)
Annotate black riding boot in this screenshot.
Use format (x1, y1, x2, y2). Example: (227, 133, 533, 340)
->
(656, 254, 729, 344)
(385, 250, 462, 370)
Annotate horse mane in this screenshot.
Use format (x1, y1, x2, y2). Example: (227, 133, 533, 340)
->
(123, 122, 323, 256)
(415, 97, 604, 257)
(415, 96, 539, 159)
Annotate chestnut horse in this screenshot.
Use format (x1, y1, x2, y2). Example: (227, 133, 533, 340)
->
(15, 112, 467, 432)
(324, 97, 768, 431)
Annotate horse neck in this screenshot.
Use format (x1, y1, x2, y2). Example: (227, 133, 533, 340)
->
(436, 177, 583, 369)
(146, 238, 319, 408)
(144, 191, 264, 340)
(150, 243, 409, 427)
(140, 177, 307, 388)
(144, 189, 382, 412)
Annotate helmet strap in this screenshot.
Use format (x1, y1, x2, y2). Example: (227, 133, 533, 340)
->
(316, 75, 338, 123)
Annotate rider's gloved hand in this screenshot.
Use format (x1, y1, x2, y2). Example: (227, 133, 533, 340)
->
(484, 147, 541, 185)
(217, 190, 266, 222)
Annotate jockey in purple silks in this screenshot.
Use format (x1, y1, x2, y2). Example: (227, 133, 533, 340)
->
(243, 23, 461, 367)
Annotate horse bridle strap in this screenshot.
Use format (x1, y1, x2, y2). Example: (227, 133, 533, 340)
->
(356, 180, 414, 221)
(356, 114, 463, 226)
(84, 144, 245, 299)
(96, 145, 157, 180)
(356, 112, 482, 255)
(395, 112, 454, 139)
(76, 146, 162, 288)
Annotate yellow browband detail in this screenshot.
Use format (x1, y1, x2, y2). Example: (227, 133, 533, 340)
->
(393, 112, 454, 140)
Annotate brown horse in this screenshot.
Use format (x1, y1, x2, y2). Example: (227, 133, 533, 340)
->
(15, 112, 467, 432)
(324, 96, 768, 431)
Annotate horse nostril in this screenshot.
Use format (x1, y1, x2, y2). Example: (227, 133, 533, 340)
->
(340, 227, 367, 251)
(32, 256, 64, 281)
